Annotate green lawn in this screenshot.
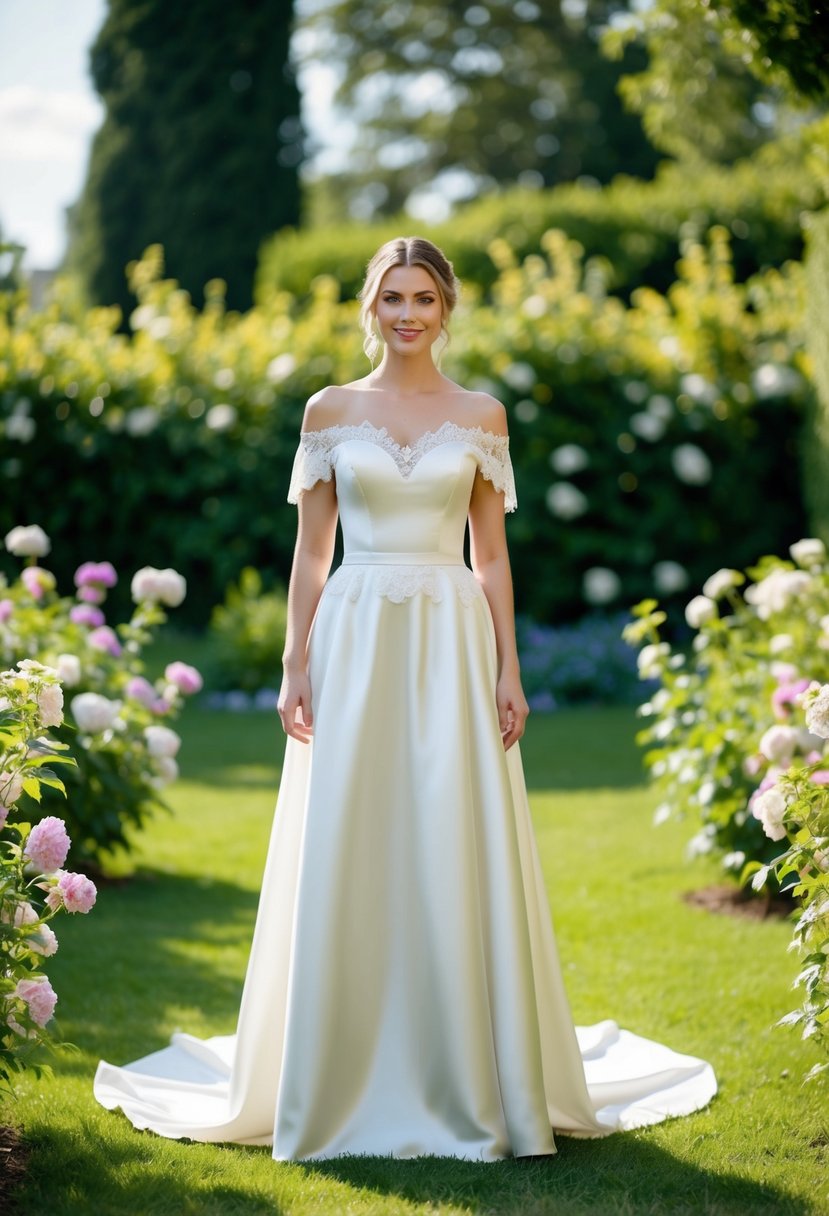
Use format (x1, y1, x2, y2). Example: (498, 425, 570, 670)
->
(3, 699, 828, 1216)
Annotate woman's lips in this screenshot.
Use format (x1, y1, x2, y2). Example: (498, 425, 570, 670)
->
(394, 329, 423, 340)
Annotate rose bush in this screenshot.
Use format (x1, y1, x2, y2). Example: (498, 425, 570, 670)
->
(625, 538, 829, 879)
(0, 527, 201, 867)
(0, 660, 96, 1089)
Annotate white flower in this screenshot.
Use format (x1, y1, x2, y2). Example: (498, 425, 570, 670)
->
(751, 786, 789, 841)
(653, 803, 672, 826)
(758, 724, 799, 765)
(722, 850, 746, 871)
(744, 569, 811, 619)
(770, 661, 799, 683)
(653, 561, 689, 594)
(583, 567, 621, 606)
(28, 923, 58, 957)
(789, 538, 825, 568)
(545, 482, 588, 519)
(125, 407, 159, 437)
(679, 373, 716, 404)
(214, 367, 235, 390)
(548, 445, 590, 476)
(697, 780, 716, 806)
(637, 642, 670, 679)
(502, 362, 536, 392)
(671, 444, 712, 485)
(70, 692, 121, 734)
(143, 724, 181, 758)
(647, 394, 673, 420)
(751, 363, 802, 399)
(4, 524, 51, 557)
(37, 684, 64, 729)
(265, 353, 297, 383)
(130, 304, 156, 330)
(685, 595, 717, 629)
(130, 566, 187, 607)
(205, 403, 237, 431)
(55, 653, 82, 687)
(6, 415, 36, 442)
(702, 568, 741, 600)
(769, 633, 794, 655)
(804, 684, 829, 740)
(630, 411, 666, 442)
(152, 755, 179, 784)
(0, 768, 24, 807)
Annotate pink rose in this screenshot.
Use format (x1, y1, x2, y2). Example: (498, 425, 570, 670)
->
(21, 566, 56, 601)
(771, 678, 811, 721)
(126, 675, 157, 706)
(49, 870, 97, 914)
(75, 561, 117, 589)
(88, 626, 122, 656)
(0, 598, 13, 622)
(77, 585, 106, 604)
(28, 923, 59, 956)
(152, 697, 173, 715)
(164, 661, 203, 695)
(70, 604, 106, 628)
(0, 806, 9, 828)
(811, 770, 829, 785)
(14, 977, 57, 1026)
(24, 816, 71, 873)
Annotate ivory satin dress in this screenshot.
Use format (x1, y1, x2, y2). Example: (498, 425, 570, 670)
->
(94, 420, 717, 1161)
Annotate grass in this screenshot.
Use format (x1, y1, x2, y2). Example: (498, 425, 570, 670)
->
(3, 694, 828, 1216)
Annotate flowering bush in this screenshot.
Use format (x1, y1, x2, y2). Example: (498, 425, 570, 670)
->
(0, 525, 201, 868)
(1, 660, 96, 1089)
(206, 567, 287, 693)
(517, 613, 649, 709)
(625, 538, 829, 879)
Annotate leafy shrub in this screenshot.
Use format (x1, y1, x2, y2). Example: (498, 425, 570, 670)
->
(624, 538, 829, 879)
(517, 613, 648, 709)
(256, 129, 823, 306)
(0, 525, 201, 868)
(0, 660, 95, 1091)
(206, 567, 287, 693)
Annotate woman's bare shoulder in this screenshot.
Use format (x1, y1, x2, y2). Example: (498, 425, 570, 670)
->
(301, 385, 355, 432)
(457, 389, 508, 437)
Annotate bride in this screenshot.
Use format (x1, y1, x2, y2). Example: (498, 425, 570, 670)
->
(94, 235, 716, 1160)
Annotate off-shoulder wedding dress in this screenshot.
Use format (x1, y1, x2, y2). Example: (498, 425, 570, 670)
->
(94, 420, 716, 1161)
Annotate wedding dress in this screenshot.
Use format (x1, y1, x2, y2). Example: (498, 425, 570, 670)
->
(94, 419, 716, 1161)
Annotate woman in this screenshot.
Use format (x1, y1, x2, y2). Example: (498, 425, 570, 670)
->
(94, 236, 716, 1161)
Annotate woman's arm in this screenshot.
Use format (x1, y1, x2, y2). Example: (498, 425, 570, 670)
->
(278, 401, 341, 742)
(467, 403, 529, 751)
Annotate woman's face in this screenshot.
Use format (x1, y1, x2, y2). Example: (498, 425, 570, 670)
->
(373, 265, 444, 353)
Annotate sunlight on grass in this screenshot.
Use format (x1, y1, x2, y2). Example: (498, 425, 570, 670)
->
(4, 705, 828, 1215)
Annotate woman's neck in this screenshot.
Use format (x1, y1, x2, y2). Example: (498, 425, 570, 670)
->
(367, 351, 447, 396)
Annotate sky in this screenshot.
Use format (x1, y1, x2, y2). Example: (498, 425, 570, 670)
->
(0, 0, 343, 271)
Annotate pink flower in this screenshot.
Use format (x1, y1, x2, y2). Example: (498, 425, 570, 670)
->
(0, 806, 9, 828)
(88, 625, 122, 656)
(21, 566, 56, 601)
(24, 816, 71, 873)
(152, 697, 173, 715)
(811, 770, 829, 785)
(74, 561, 117, 589)
(771, 678, 811, 721)
(48, 870, 97, 914)
(28, 923, 58, 956)
(0, 598, 13, 622)
(126, 675, 157, 706)
(77, 585, 106, 604)
(14, 977, 57, 1026)
(164, 661, 203, 695)
(70, 604, 105, 628)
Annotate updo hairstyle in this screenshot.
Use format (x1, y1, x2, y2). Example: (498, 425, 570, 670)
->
(356, 236, 460, 365)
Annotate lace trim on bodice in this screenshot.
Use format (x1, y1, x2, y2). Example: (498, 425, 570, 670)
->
(287, 420, 517, 512)
(323, 563, 482, 607)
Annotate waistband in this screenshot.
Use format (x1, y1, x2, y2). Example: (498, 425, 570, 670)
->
(341, 551, 465, 566)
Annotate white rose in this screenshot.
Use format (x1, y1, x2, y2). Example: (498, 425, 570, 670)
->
(671, 443, 712, 485)
(143, 724, 181, 757)
(770, 661, 799, 683)
(0, 768, 24, 807)
(769, 634, 794, 655)
(637, 642, 670, 679)
(745, 570, 811, 619)
(4, 524, 51, 557)
(37, 684, 64, 729)
(153, 755, 179, 784)
(751, 786, 789, 842)
(804, 683, 829, 740)
(131, 566, 186, 607)
(702, 568, 741, 600)
(549, 444, 589, 476)
(55, 653, 82, 687)
(684, 595, 717, 629)
(545, 482, 588, 520)
(758, 724, 799, 765)
(71, 692, 121, 733)
(789, 538, 825, 568)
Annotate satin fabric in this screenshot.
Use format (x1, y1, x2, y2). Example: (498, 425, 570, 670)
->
(94, 426, 716, 1160)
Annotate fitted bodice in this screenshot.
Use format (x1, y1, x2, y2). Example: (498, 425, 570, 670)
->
(287, 421, 517, 564)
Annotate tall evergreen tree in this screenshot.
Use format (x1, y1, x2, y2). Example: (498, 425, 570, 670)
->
(66, 0, 303, 318)
(297, 0, 661, 223)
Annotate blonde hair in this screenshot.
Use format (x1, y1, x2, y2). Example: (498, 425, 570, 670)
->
(357, 236, 460, 366)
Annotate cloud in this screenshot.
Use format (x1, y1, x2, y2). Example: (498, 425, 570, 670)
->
(0, 85, 102, 160)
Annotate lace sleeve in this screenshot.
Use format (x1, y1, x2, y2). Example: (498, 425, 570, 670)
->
(476, 432, 518, 513)
(287, 431, 336, 504)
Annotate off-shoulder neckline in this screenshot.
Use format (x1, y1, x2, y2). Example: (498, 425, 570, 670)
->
(300, 418, 508, 451)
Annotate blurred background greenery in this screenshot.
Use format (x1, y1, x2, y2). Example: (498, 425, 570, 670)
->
(2, 0, 829, 675)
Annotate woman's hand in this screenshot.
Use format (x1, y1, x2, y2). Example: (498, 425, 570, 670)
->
(277, 667, 314, 743)
(496, 671, 529, 751)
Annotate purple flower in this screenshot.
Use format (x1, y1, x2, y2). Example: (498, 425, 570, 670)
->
(74, 561, 118, 589)
(88, 626, 122, 657)
(70, 604, 106, 628)
(126, 676, 157, 706)
(77, 585, 106, 604)
(0, 598, 13, 623)
(164, 661, 203, 695)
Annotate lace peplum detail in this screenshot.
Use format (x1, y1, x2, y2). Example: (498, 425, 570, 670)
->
(287, 420, 517, 511)
(324, 563, 482, 607)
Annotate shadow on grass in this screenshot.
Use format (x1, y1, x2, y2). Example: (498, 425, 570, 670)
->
(520, 706, 645, 792)
(297, 1132, 809, 1216)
